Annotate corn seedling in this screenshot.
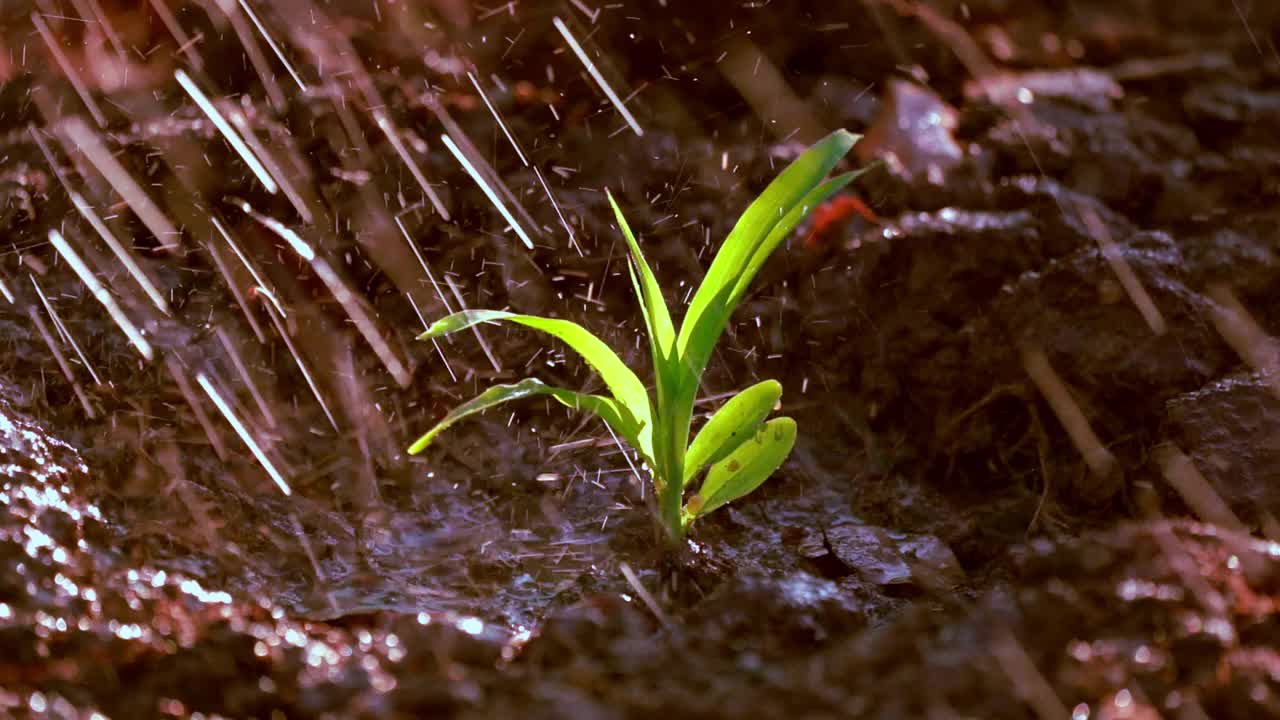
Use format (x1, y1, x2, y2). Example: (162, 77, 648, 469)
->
(409, 130, 864, 545)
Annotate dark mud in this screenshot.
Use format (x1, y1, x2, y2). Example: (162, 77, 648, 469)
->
(2, 0, 1280, 717)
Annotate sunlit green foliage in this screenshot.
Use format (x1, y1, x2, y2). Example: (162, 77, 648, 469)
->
(410, 130, 863, 544)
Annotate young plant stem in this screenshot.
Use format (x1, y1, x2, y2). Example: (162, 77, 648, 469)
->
(659, 413, 689, 546)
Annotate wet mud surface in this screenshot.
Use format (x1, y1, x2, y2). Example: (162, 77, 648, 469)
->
(2, 0, 1280, 717)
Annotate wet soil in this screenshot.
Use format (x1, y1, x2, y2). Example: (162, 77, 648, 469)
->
(2, 0, 1280, 717)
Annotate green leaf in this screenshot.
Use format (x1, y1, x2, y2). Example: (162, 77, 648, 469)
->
(676, 130, 859, 387)
(407, 377, 644, 457)
(688, 416, 797, 521)
(683, 379, 782, 485)
(606, 191, 675, 369)
(731, 168, 871, 304)
(607, 191, 682, 494)
(419, 309, 654, 459)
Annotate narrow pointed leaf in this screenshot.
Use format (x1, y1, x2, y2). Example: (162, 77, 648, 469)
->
(407, 377, 645, 459)
(419, 309, 653, 457)
(731, 168, 870, 303)
(685, 131, 858, 328)
(683, 380, 782, 485)
(607, 191, 675, 365)
(608, 190, 684, 500)
(692, 416, 797, 518)
(676, 130, 858, 386)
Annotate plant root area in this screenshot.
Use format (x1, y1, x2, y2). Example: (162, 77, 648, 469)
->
(2, 1, 1280, 717)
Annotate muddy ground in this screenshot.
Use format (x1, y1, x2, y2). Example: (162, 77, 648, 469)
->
(1, 0, 1280, 717)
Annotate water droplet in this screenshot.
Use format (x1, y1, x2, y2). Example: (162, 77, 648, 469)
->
(457, 616, 484, 635)
(1115, 689, 1132, 708)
